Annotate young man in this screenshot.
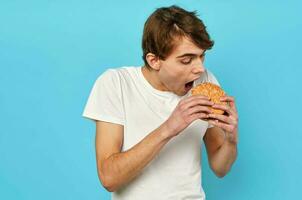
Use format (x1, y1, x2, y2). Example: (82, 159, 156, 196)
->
(82, 5, 238, 200)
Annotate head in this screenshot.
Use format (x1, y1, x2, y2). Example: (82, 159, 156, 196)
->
(142, 5, 214, 96)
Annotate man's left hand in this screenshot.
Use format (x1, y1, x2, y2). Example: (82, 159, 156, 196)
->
(207, 95, 239, 144)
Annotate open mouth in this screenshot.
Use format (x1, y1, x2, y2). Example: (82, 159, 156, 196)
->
(185, 81, 194, 90)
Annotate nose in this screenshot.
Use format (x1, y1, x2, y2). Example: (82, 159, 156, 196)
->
(192, 62, 205, 74)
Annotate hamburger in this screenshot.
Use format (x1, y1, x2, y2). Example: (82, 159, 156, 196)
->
(191, 82, 227, 115)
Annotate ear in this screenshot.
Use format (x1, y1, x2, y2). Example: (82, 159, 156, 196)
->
(145, 53, 161, 70)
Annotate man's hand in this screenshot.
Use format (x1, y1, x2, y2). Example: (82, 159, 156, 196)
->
(164, 94, 214, 138)
(207, 95, 239, 144)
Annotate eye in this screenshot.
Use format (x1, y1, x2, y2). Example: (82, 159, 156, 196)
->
(181, 58, 192, 65)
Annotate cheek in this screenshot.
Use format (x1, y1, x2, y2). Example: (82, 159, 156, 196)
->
(159, 62, 187, 87)
(163, 64, 184, 78)
(161, 70, 186, 89)
(161, 67, 174, 76)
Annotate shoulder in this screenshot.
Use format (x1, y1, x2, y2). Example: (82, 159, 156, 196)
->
(96, 67, 119, 82)
(90, 68, 122, 94)
(93, 66, 139, 94)
(96, 66, 137, 82)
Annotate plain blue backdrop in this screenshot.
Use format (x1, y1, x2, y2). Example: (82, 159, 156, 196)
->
(1, 0, 301, 199)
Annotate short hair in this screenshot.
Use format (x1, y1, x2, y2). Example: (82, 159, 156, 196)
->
(142, 5, 214, 68)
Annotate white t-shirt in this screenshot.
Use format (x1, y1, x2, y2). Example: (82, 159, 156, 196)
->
(82, 66, 221, 200)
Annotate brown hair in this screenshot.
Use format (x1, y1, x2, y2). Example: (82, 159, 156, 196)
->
(142, 5, 214, 68)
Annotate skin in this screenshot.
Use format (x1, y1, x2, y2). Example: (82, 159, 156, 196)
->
(95, 36, 239, 192)
(142, 36, 206, 96)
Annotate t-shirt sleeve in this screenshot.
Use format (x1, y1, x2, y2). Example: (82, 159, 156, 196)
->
(206, 69, 222, 129)
(82, 69, 125, 125)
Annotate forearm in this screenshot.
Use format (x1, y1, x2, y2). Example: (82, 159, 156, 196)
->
(100, 123, 173, 191)
(210, 138, 237, 177)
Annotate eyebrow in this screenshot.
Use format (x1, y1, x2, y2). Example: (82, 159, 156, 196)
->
(176, 51, 206, 58)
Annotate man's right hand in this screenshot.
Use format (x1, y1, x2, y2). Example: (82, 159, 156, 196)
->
(164, 94, 214, 138)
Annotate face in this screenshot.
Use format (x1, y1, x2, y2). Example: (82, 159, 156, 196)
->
(157, 36, 206, 96)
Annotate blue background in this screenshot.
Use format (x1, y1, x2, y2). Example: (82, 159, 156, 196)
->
(1, 0, 301, 199)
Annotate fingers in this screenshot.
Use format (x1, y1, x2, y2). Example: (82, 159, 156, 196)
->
(212, 103, 236, 117)
(208, 113, 237, 125)
(180, 95, 214, 111)
(178, 95, 238, 127)
(220, 95, 237, 112)
(188, 112, 209, 123)
(180, 95, 209, 106)
(186, 105, 212, 116)
(207, 120, 236, 133)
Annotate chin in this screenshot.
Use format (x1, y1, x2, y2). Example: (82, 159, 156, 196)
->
(175, 89, 187, 96)
(171, 85, 189, 96)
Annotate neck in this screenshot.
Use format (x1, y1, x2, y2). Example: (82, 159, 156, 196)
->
(141, 66, 168, 91)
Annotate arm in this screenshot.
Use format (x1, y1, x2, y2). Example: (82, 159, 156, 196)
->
(203, 126, 237, 178)
(95, 120, 173, 192)
(95, 95, 214, 192)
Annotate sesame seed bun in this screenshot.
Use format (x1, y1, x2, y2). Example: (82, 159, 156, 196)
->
(191, 82, 227, 115)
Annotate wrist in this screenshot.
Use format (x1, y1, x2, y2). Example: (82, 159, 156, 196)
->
(160, 122, 177, 141)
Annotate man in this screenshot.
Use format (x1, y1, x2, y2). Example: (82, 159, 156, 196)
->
(82, 5, 238, 200)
